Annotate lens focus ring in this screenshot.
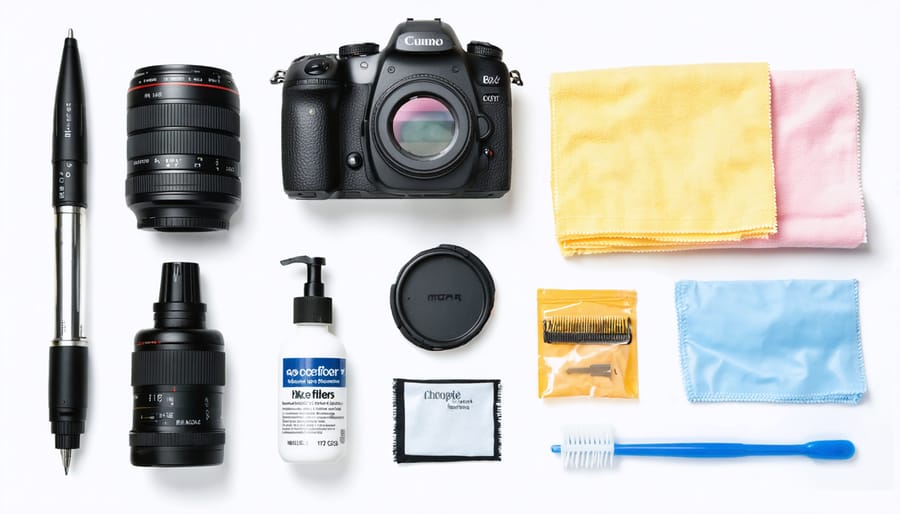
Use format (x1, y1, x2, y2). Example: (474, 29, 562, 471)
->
(130, 431, 226, 448)
(128, 103, 240, 135)
(131, 350, 225, 387)
(127, 131, 241, 162)
(126, 173, 241, 197)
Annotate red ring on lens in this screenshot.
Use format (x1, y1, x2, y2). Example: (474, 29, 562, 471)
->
(127, 82, 239, 95)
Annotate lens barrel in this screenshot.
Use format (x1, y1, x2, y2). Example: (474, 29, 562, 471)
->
(130, 262, 226, 467)
(126, 65, 241, 232)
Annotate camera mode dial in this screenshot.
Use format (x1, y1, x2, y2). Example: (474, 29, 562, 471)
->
(340, 43, 380, 58)
(304, 58, 331, 76)
(467, 41, 503, 60)
(288, 55, 341, 84)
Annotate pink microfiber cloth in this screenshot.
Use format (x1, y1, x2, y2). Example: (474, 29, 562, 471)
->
(740, 69, 867, 248)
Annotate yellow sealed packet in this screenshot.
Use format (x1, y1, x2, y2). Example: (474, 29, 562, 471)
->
(537, 289, 638, 399)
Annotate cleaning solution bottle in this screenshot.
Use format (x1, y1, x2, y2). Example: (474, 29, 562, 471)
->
(278, 256, 346, 462)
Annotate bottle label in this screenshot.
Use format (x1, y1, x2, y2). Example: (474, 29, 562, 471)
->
(280, 357, 346, 448)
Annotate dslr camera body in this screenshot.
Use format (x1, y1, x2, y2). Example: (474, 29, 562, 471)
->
(274, 19, 520, 199)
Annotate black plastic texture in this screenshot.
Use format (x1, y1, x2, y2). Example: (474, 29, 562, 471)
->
(131, 350, 225, 387)
(390, 245, 495, 351)
(293, 296, 333, 324)
(339, 42, 380, 58)
(281, 256, 333, 323)
(125, 64, 240, 232)
(127, 104, 240, 134)
(465, 49, 513, 194)
(467, 41, 503, 60)
(282, 80, 343, 195)
(388, 19, 461, 54)
(154, 262, 206, 328)
(334, 83, 378, 195)
(49, 346, 88, 449)
(127, 131, 241, 161)
(52, 35, 87, 208)
(130, 262, 225, 467)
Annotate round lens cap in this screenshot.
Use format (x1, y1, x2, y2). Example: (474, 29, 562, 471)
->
(390, 244, 495, 351)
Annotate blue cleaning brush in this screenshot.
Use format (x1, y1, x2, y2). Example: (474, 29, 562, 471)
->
(551, 426, 855, 469)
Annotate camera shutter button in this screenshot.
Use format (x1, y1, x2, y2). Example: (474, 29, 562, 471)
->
(304, 58, 330, 76)
(477, 115, 493, 140)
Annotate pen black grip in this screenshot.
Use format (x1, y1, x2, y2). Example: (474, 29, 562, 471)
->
(53, 160, 87, 207)
(49, 346, 88, 449)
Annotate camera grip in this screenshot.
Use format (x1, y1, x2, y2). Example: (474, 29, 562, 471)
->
(469, 65, 513, 194)
(282, 86, 341, 195)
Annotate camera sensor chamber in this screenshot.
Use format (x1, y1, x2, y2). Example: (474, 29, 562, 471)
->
(373, 78, 473, 178)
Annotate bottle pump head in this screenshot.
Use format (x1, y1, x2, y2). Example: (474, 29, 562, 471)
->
(280, 256, 333, 324)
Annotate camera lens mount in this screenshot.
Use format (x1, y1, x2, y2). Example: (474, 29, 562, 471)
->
(391, 96, 458, 159)
(372, 76, 473, 179)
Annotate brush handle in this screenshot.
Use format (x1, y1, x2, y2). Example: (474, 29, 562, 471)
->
(614, 440, 855, 460)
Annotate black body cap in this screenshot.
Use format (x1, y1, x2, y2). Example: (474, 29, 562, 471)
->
(281, 256, 333, 324)
(390, 244, 495, 351)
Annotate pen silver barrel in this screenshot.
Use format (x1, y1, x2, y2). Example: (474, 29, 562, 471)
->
(53, 206, 87, 347)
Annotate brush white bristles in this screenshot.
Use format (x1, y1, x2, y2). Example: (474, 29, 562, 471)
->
(560, 426, 615, 470)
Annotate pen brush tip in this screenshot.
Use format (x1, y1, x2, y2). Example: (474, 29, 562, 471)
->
(67, 28, 74, 38)
(60, 448, 72, 475)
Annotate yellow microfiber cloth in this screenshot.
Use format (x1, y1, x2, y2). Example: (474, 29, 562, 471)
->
(550, 63, 777, 255)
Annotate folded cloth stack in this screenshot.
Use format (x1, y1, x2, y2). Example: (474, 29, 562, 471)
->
(550, 64, 866, 255)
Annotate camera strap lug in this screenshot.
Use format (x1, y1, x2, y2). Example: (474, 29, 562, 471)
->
(510, 70, 523, 86)
(270, 70, 286, 85)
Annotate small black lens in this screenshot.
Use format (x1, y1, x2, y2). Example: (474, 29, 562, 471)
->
(130, 262, 226, 467)
(126, 65, 241, 232)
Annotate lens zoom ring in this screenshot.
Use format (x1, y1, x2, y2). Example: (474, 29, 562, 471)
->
(126, 172, 241, 197)
(130, 431, 225, 448)
(131, 350, 225, 387)
(128, 131, 240, 161)
(128, 104, 240, 135)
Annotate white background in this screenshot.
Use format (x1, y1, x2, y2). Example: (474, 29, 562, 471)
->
(0, 0, 897, 512)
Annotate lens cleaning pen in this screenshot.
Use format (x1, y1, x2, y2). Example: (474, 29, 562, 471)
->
(49, 28, 89, 475)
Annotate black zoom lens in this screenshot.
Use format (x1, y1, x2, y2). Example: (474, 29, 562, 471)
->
(126, 65, 241, 232)
(130, 262, 226, 467)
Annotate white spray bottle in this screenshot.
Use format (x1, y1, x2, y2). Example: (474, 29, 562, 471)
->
(278, 256, 346, 462)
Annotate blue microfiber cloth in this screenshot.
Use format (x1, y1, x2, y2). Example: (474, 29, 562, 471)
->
(675, 280, 866, 404)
